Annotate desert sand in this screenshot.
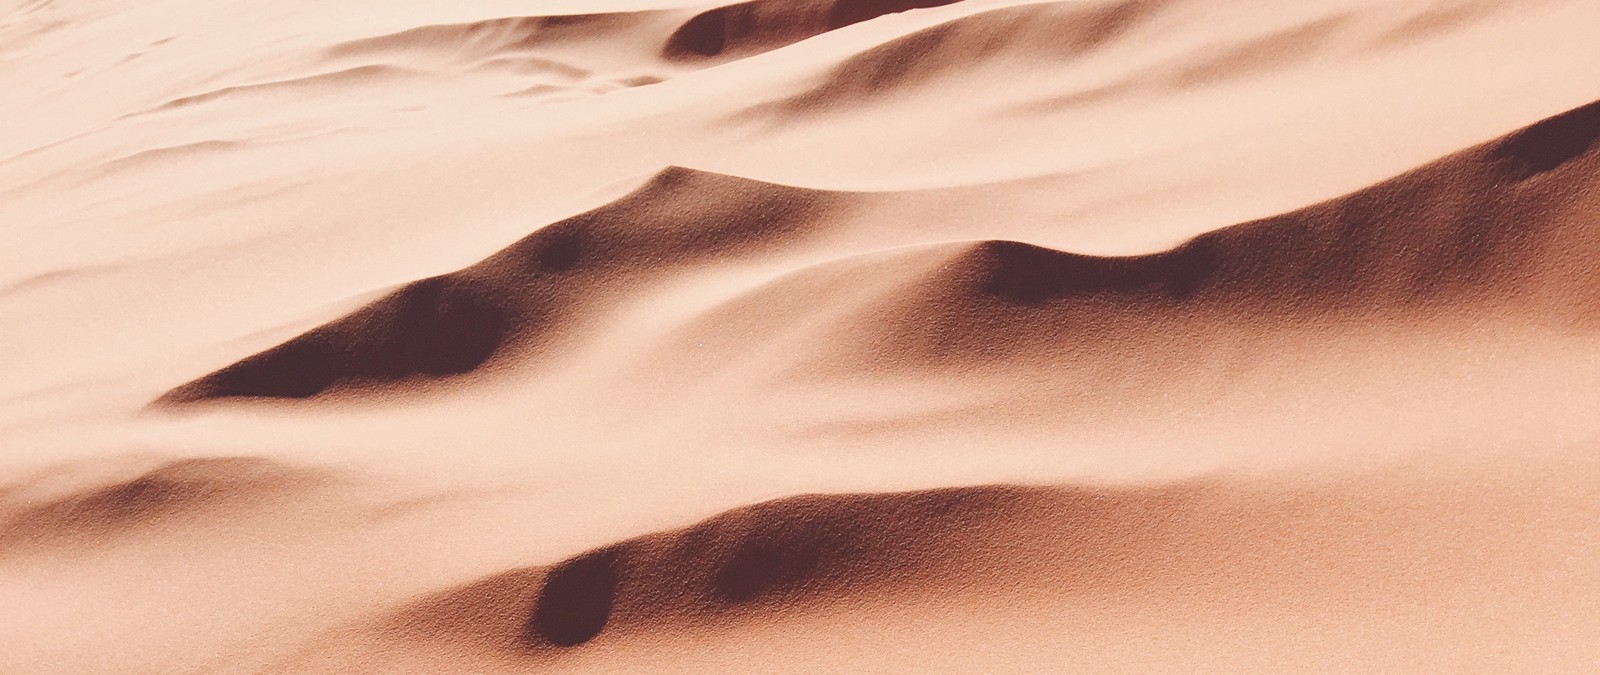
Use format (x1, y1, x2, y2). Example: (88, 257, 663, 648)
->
(4, 0, 1600, 672)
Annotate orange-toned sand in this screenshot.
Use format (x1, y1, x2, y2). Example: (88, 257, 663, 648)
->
(4, 0, 1600, 672)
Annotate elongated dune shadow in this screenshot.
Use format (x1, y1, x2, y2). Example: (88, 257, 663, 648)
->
(153, 167, 854, 405)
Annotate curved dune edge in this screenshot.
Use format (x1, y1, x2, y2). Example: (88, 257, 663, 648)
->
(664, 0, 967, 62)
(272, 461, 1600, 673)
(275, 482, 1202, 670)
(155, 97, 1600, 405)
(153, 167, 852, 404)
(778, 97, 1600, 370)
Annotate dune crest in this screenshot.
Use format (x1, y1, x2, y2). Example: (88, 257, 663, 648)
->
(155, 167, 851, 404)
(378, 483, 1192, 658)
(157, 97, 1600, 404)
(646, 98, 1600, 382)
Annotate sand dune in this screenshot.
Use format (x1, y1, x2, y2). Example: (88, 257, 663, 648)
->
(366, 484, 1182, 664)
(404, 486, 1075, 650)
(158, 167, 850, 403)
(276, 463, 1600, 672)
(162, 98, 1600, 404)
(7, 0, 1600, 671)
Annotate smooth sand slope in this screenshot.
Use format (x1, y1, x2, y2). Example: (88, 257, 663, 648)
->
(4, 0, 1600, 672)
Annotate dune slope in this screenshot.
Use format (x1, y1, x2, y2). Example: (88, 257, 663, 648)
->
(6, 0, 1600, 672)
(162, 98, 1600, 402)
(157, 167, 850, 403)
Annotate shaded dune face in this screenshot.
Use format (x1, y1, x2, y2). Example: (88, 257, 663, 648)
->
(861, 99, 1600, 363)
(651, 98, 1600, 378)
(959, 239, 1211, 307)
(527, 548, 623, 647)
(1185, 97, 1600, 310)
(663, 0, 965, 61)
(388, 484, 1192, 659)
(166, 276, 509, 402)
(158, 99, 1600, 403)
(1491, 98, 1600, 180)
(0, 457, 322, 552)
(156, 168, 847, 404)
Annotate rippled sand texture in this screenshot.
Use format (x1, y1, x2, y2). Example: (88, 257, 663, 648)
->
(4, 0, 1600, 672)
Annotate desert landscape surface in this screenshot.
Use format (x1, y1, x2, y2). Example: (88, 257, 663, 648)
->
(4, 0, 1600, 671)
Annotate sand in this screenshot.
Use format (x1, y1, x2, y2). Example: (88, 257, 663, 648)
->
(4, 0, 1600, 672)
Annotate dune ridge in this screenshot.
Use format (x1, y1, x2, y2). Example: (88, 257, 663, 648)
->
(160, 98, 1600, 403)
(280, 457, 1600, 674)
(156, 167, 851, 403)
(712, 98, 1600, 374)
(372, 483, 1194, 660)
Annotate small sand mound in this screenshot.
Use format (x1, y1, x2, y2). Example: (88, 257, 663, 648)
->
(663, 0, 965, 62)
(156, 167, 853, 404)
(0, 457, 323, 551)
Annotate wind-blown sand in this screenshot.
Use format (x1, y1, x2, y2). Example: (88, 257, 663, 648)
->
(4, 0, 1600, 672)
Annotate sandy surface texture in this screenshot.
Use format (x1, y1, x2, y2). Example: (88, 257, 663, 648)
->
(4, 0, 1600, 672)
